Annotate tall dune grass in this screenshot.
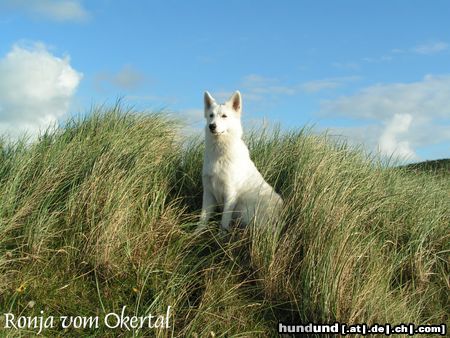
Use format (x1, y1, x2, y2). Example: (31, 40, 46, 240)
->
(0, 106, 448, 337)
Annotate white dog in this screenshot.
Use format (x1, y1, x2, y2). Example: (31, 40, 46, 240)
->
(198, 90, 283, 231)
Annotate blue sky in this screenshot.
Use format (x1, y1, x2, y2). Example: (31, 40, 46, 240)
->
(0, 0, 449, 162)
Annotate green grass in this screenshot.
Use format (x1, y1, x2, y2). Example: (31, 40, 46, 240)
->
(401, 159, 450, 185)
(0, 106, 448, 337)
(404, 158, 450, 173)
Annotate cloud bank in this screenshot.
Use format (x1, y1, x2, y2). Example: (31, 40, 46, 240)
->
(0, 43, 82, 139)
(321, 75, 450, 160)
(413, 41, 448, 55)
(240, 74, 358, 101)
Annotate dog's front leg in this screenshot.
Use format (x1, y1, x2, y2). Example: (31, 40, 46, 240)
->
(199, 188, 215, 228)
(221, 197, 237, 231)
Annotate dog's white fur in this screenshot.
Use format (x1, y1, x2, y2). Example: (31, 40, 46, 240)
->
(198, 90, 282, 231)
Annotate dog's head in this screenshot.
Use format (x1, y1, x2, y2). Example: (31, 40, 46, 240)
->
(204, 91, 243, 137)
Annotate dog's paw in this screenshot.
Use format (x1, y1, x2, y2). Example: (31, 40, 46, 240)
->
(194, 223, 207, 235)
(218, 225, 230, 235)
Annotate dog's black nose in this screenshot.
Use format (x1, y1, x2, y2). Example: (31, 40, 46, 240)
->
(209, 123, 216, 131)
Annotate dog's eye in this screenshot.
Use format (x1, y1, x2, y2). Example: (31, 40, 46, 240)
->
(209, 114, 213, 118)
(222, 114, 227, 118)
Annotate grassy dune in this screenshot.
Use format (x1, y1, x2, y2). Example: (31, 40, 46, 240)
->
(0, 106, 448, 337)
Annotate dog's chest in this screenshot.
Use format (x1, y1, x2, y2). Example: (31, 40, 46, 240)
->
(203, 156, 245, 202)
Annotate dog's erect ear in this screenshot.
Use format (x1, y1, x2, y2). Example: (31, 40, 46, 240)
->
(204, 91, 216, 113)
(228, 91, 242, 115)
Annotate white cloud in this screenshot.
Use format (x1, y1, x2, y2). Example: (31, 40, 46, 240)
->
(391, 48, 404, 54)
(0, 43, 82, 139)
(300, 77, 359, 93)
(378, 114, 416, 159)
(321, 75, 450, 120)
(362, 55, 393, 63)
(337, 41, 449, 71)
(112, 65, 144, 89)
(95, 65, 145, 91)
(331, 61, 360, 71)
(413, 41, 448, 55)
(321, 75, 450, 160)
(241, 74, 296, 98)
(300, 79, 341, 93)
(3, 0, 90, 22)
(240, 74, 358, 101)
